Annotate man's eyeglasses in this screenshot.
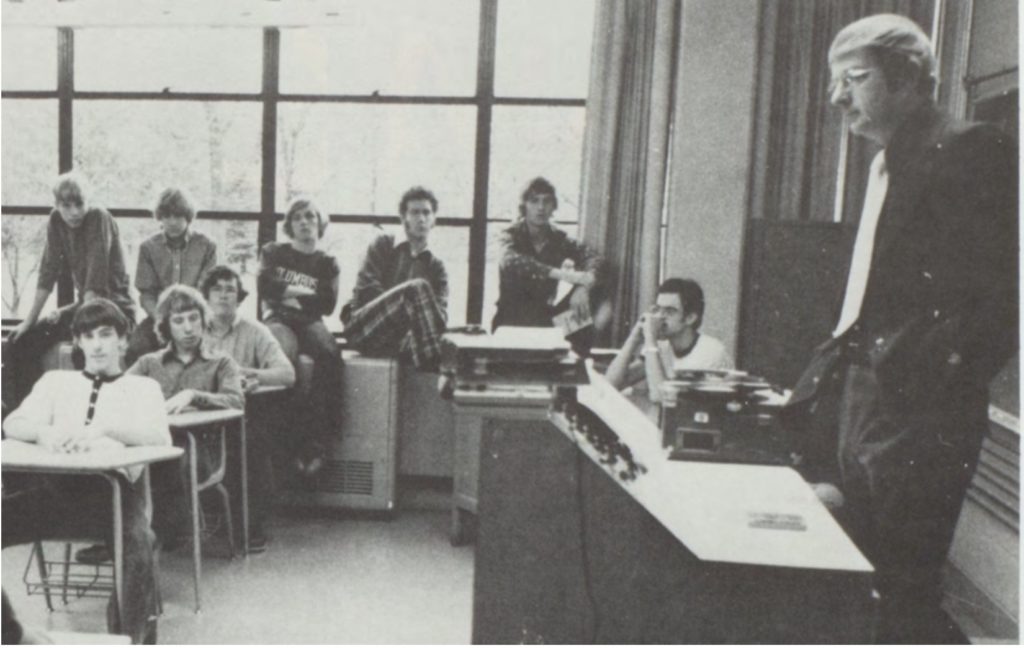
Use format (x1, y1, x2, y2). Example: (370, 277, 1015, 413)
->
(828, 68, 872, 95)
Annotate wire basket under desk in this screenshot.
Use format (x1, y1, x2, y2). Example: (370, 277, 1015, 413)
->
(23, 542, 114, 605)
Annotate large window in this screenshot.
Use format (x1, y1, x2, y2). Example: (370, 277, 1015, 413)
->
(74, 101, 263, 211)
(74, 28, 263, 93)
(1, 1, 595, 329)
(275, 103, 477, 217)
(278, 1, 479, 97)
(1, 100, 58, 206)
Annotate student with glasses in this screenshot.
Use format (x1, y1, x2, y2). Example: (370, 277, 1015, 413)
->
(605, 278, 732, 401)
(202, 265, 295, 552)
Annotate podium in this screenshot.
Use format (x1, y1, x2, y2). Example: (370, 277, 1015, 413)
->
(460, 367, 876, 644)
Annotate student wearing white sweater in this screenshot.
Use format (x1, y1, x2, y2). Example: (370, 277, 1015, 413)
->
(3, 298, 170, 644)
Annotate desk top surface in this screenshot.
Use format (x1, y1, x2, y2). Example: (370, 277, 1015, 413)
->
(1, 439, 183, 472)
(168, 408, 244, 429)
(567, 368, 873, 574)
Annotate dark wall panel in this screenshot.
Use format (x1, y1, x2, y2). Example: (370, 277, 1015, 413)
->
(738, 219, 855, 387)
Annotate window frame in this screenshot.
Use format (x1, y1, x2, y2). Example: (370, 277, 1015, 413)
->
(0, 2, 590, 326)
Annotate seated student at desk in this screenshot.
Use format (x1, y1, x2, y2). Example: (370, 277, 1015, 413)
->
(2, 298, 170, 644)
(201, 265, 295, 552)
(127, 284, 244, 546)
(341, 186, 449, 371)
(605, 278, 733, 404)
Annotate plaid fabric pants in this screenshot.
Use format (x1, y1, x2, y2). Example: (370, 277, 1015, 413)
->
(343, 278, 446, 369)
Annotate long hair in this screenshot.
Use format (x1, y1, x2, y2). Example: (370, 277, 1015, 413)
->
(155, 284, 211, 344)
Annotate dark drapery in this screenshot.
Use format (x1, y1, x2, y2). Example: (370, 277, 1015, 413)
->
(749, 0, 937, 224)
(579, 0, 679, 345)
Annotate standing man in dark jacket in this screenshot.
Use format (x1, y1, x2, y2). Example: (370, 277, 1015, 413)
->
(784, 14, 1018, 644)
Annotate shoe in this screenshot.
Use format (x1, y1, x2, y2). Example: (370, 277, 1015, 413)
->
(74, 543, 111, 565)
(438, 375, 455, 400)
(294, 456, 324, 479)
(157, 533, 191, 553)
(295, 441, 326, 479)
(248, 531, 269, 554)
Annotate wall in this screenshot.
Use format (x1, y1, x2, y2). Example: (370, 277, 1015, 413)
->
(946, 0, 1020, 632)
(663, 0, 759, 357)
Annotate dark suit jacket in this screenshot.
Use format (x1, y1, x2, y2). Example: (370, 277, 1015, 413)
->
(786, 105, 1018, 482)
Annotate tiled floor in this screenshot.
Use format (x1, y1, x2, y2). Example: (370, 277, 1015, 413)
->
(4, 485, 1015, 644)
(3, 506, 474, 644)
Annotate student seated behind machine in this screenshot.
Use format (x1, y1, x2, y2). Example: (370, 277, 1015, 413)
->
(2, 298, 170, 644)
(605, 278, 733, 403)
(341, 186, 449, 371)
(491, 177, 606, 354)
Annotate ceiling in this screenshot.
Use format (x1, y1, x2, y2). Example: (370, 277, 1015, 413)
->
(2, 0, 363, 28)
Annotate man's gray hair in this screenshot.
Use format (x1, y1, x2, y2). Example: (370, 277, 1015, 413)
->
(829, 14, 936, 91)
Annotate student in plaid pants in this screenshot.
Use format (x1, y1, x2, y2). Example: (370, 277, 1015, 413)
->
(341, 187, 448, 370)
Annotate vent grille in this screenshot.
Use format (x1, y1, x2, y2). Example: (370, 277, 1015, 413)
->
(965, 419, 1020, 532)
(318, 459, 374, 495)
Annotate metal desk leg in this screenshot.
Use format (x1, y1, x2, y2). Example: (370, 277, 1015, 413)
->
(238, 419, 249, 556)
(61, 543, 72, 605)
(101, 474, 124, 631)
(142, 467, 164, 616)
(186, 433, 202, 613)
(31, 542, 54, 612)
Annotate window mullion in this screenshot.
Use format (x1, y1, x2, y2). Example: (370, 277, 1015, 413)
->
(467, 0, 498, 325)
(56, 27, 74, 307)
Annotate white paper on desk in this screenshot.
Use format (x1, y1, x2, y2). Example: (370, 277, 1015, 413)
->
(552, 308, 593, 336)
(487, 326, 570, 351)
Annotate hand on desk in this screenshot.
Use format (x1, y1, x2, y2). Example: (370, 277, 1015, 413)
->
(811, 482, 845, 510)
(36, 424, 123, 454)
(165, 389, 198, 414)
(240, 369, 261, 394)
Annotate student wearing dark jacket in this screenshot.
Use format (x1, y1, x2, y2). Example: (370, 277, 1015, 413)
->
(341, 186, 448, 370)
(492, 177, 604, 332)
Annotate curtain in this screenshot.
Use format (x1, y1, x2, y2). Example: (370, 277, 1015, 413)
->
(749, 0, 937, 224)
(578, 0, 679, 345)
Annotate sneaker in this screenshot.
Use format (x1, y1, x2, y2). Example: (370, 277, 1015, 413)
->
(74, 543, 111, 565)
(438, 374, 455, 399)
(248, 531, 269, 554)
(158, 533, 191, 553)
(295, 441, 326, 479)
